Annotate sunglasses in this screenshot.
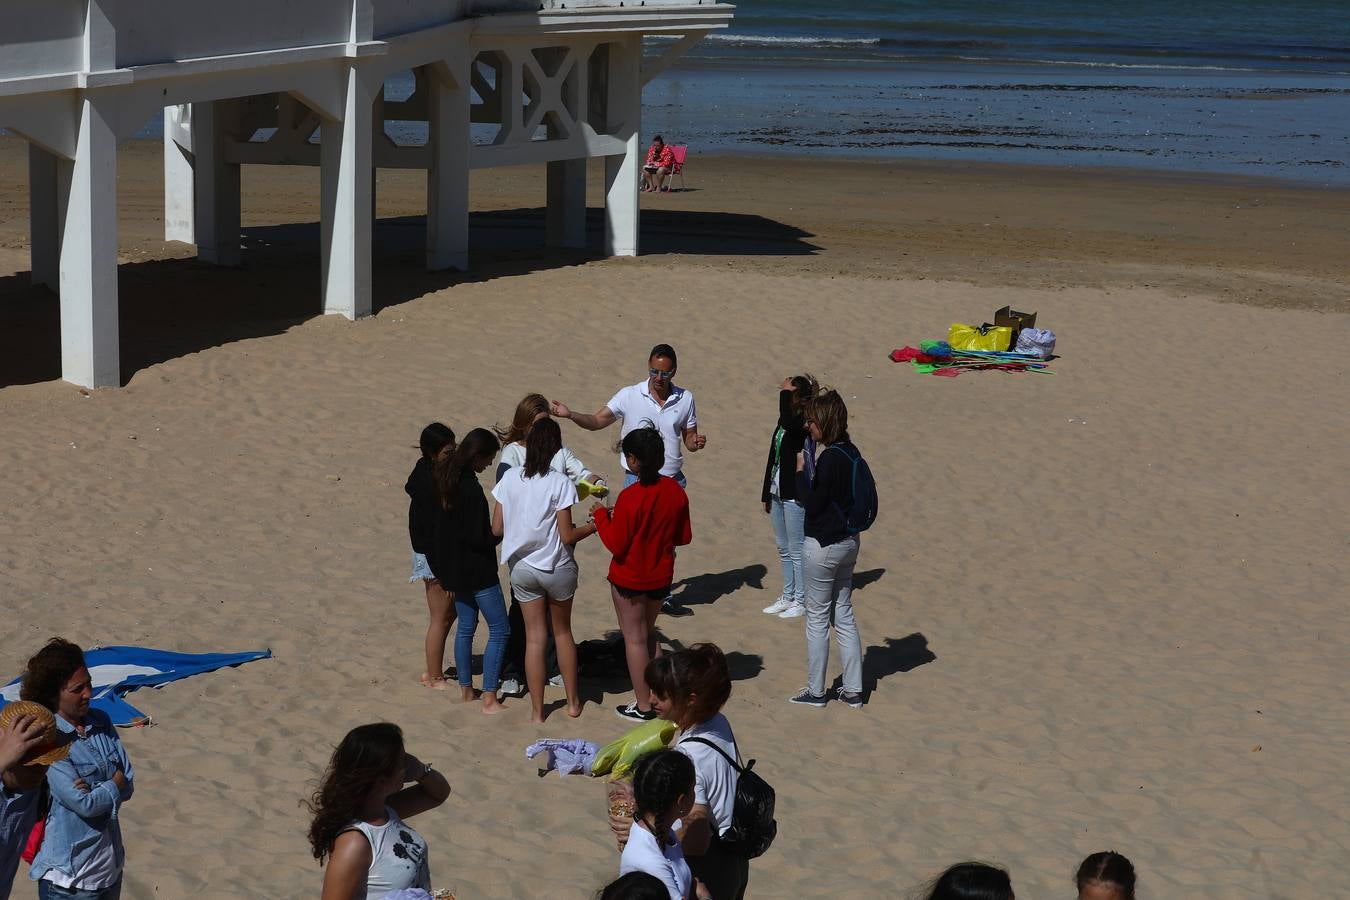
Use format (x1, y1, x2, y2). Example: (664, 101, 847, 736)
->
(648, 369, 675, 380)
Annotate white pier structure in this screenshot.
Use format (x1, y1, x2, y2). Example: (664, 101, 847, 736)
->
(0, 0, 732, 387)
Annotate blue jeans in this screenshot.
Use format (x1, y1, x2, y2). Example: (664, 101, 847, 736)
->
(769, 497, 806, 603)
(622, 471, 687, 490)
(454, 583, 509, 692)
(39, 879, 123, 900)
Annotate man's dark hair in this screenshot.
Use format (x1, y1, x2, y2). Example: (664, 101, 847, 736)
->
(649, 343, 677, 368)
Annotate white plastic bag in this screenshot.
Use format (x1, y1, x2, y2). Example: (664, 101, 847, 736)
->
(1015, 327, 1056, 359)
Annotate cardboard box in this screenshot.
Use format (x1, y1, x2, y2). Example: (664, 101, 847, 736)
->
(994, 305, 1038, 343)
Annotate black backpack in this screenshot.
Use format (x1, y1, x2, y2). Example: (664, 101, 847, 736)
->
(826, 444, 878, 534)
(683, 737, 777, 859)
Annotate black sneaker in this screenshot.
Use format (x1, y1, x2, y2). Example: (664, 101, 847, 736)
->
(837, 691, 864, 709)
(788, 689, 828, 708)
(615, 702, 658, 722)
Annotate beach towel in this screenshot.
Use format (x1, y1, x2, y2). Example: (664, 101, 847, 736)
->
(1, 646, 272, 726)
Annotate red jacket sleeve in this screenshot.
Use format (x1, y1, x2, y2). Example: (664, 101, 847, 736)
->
(674, 492, 692, 547)
(594, 498, 634, 559)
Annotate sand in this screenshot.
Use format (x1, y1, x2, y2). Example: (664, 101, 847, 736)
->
(1, 138, 1348, 899)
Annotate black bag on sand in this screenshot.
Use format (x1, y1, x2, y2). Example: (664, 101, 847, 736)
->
(683, 737, 777, 859)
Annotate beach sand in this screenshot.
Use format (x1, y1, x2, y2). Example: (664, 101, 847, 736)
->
(1, 138, 1347, 898)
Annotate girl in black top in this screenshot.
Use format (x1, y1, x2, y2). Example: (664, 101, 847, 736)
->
(789, 389, 865, 709)
(432, 428, 509, 714)
(406, 423, 456, 692)
(760, 375, 817, 619)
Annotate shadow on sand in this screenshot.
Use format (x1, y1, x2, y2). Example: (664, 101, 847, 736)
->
(0, 208, 820, 388)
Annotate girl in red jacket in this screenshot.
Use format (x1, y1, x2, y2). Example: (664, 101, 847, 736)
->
(591, 426, 692, 721)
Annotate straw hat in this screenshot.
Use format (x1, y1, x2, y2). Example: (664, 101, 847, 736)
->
(0, 700, 71, 766)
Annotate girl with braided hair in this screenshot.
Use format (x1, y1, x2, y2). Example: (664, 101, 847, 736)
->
(618, 750, 711, 900)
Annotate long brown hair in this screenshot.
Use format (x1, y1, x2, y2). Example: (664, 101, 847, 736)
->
(807, 389, 849, 446)
(20, 638, 86, 712)
(645, 643, 732, 727)
(435, 428, 500, 511)
(494, 393, 548, 445)
(305, 723, 404, 864)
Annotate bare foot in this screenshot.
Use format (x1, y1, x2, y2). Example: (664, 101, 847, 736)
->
(529, 711, 547, 724)
(565, 703, 583, 719)
(420, 674, 450, 691)
(482, 695, 504, 716)
(459, 686, 477, 703)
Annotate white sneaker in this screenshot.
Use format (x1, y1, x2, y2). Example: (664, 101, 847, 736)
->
(499, 678, 522, 696)
(547, 674, 563, 687)
(778, 602, 806, 619)
(762, 596, 792, 615)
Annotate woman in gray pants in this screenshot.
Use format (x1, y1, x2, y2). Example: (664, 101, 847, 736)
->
(788, 389, 865, 709)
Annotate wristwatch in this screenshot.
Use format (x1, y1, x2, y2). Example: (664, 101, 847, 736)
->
(418, 761, 434, 779)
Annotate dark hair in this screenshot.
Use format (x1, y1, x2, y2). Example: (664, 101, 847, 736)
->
(645, 643, 732, 727)
(495, 393, 548, 446)
(436, 428, 500, 511)
(1076, 851, 1135, 899)
(788, 373, 819, 419)
(306, 723, 404, 864)
(597, 871, 669, 900)
(621, 426, 665, 487)
(524, 417, 563, 479)
(808, 388, 850, 445)
(20, 638, 86, 712)
(922, 862, 1014, 900)
(631, 749, 695, 851)
(419, 422, 455, 461)
(651, 135, 665, 146)
(648, 343, 677, 368)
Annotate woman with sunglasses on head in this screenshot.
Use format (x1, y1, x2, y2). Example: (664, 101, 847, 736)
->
(591, 426, 692, 722)
(21, 638, 133, 900)
(760, 374, 818, 621)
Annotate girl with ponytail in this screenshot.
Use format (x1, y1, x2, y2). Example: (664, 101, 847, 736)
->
(618, 750, 711, 900)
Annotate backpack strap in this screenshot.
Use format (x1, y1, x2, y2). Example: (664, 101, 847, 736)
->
(681, 736, 744, 772)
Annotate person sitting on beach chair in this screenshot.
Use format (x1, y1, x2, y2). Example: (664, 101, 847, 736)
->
(643, 136, 677, 193)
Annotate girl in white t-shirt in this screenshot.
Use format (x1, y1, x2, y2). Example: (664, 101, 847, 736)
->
(619, 750, 711, 900)
(646, 644, 749, 900)
(491, 418, 598, 722)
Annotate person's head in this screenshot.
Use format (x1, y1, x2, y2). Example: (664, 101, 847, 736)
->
(621, 426, 665, 487)
(1076, 851, 1136, 900)
(645, 643, 732, 729)
(647, 344, 678, 398)
(787, 373, 818, 419)
(419, 422, 455, 461)
(495, 393, 550, 445)
(806, 388, 849, 445)
(0, 700, 70, 792)
(922, 862, 1015, 900)
(306, 722, 406, 863)
(20, 637, 91, 723)
(631, 749, 696, 849)
(597, 871, 670, 900)
(436, 427, 501, 510)
(524, 417, 564, 478)
(650, 135, 665, 150)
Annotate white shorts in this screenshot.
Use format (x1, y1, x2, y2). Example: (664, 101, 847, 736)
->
(510, 559, 579, 602)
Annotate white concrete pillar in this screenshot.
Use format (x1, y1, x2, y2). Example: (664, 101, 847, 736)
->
(321, 65, 374, 318)
(604, 38, 640, 257)
(163, 105, 196, 244)
(28, 143, 61, 290)
(546, 156, 587, 249)
(426, 64, 469, 272)
(194, 101, 242, 266)
(59, 97, 120, 388)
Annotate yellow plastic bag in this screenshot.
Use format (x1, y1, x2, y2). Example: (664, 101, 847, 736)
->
(948, 322, 1013, 352)
(590, 719, 677, 779)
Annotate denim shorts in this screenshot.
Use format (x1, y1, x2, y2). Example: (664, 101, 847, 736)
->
(409, 550, 436, 583)
(510, 559, 579, 602)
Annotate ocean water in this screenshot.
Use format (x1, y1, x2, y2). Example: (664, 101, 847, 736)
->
(642, 0, 1350, 184)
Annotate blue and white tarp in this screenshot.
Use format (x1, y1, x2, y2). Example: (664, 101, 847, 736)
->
(1, 646, 271, 726)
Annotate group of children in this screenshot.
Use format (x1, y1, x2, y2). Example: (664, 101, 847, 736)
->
(404, 392, 691, 723)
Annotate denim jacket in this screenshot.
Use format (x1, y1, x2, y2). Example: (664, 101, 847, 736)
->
(29, 708, 134, 884)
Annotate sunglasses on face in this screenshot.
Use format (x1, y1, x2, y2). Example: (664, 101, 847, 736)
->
(648, 369, 675, 380)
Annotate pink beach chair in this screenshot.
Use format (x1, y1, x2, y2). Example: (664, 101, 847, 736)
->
(660, 145, 688, 192)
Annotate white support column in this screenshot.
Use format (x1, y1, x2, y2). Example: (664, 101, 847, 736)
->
(163, 105, 196, 244)
(604, 38, 641, 257)
(194, 101, 242, 266)
(426, 63, 469, 272)
(59, 97, 120, 388)
(28, 143, 60, 290)
(321, 65, 374, 317)
(546, 158, 587, 249)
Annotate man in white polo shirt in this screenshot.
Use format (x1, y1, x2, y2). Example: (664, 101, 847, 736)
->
(551, 343, 706, 489)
